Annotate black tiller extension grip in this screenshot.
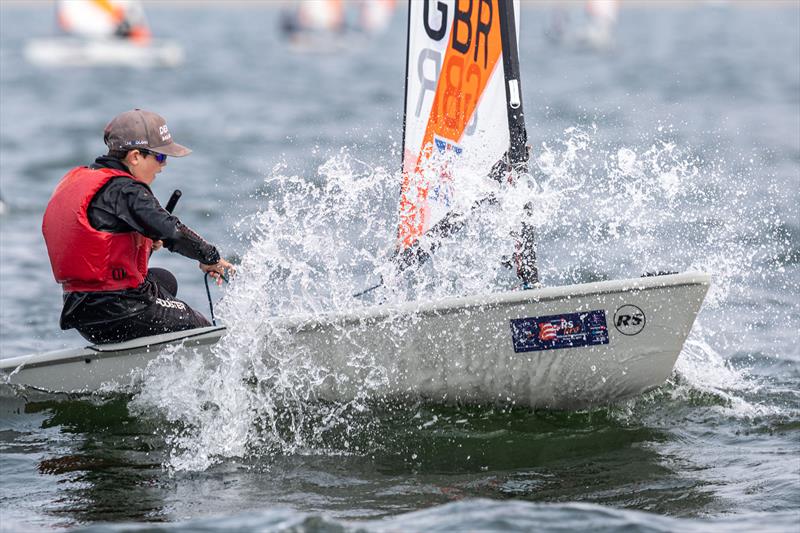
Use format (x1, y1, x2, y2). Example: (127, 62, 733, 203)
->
(165, 189, 182, 214)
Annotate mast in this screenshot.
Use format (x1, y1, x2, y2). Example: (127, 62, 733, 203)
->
(499, 1, 538, 286)
(498, 0, 528, 172)
(400, 0, 412, 180)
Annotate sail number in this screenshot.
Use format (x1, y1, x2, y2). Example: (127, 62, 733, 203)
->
(424, 0, 494, 68)
(415, 0, 501, 134)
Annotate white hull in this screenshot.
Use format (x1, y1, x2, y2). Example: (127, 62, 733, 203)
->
(24, 37, 184, 68)
(1, 272, 710, 409)
(1, 327, 224, 394)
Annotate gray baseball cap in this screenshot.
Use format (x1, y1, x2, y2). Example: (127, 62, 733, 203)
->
(104, 109, 192, 157)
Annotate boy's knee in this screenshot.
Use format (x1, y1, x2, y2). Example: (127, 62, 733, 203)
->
(148, 267, 178, 297)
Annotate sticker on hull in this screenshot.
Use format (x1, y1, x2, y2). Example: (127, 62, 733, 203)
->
(510, 310, 609, 353)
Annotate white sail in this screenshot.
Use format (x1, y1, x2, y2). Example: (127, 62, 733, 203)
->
(57, 0, 151, 43)
(297, 0, 345, 32)
(360, 0, 397, 35)
(586, 0, 619, 25)
(581, 0, 619, 50)
(398, 0, 522, 250)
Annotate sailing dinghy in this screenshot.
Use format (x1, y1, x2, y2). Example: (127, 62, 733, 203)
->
(2, 1, 710, 409)
(24, 0, 183, 68)
(3, 273, 709, 408)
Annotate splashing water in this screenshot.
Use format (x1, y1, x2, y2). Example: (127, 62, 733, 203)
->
(130, 125, 794, 471)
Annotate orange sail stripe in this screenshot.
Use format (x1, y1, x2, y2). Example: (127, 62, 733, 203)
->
(92, 0, 126, 24)
(398, 0, 504, 250)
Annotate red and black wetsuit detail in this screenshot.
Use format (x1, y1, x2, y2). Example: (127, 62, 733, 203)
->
(44, 156, 220, 343)
(43, 165, 153, 292)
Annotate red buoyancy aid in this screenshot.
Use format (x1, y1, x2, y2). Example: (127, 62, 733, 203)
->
(42, 166, 152, 292)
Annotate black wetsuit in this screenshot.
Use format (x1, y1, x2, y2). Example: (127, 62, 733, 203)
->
(60, 156, 219, 344)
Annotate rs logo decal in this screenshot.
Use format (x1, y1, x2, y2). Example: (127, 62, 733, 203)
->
(614, 305, 646, 336)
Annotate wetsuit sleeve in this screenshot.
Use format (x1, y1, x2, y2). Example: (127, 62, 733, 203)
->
(89, 177, 221, 265)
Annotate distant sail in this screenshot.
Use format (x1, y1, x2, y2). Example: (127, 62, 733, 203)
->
(280, 0, 397, 48)
(57, 0, 151, 43)
(297, 0, 345, 32)
(398, 0, 523, 250)
(360, 0, 397, 35)
(586, 0, 619, 25)
(581, 0, 618, 49)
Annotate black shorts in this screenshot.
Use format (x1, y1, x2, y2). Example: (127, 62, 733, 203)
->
(75, 268, 211, 344)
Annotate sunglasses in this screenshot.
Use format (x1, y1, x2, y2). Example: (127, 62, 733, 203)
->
(137, 149, 167, 164)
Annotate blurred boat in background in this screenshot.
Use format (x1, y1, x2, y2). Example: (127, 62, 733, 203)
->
(279, 0, 396, 52)
(546, 0, 620, 52)
(24, 0, 183, 68)
(579, 0, 619, 50)
(359, 0, 396, 35)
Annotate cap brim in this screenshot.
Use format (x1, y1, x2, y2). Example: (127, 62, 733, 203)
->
(152, 141, 192, 157)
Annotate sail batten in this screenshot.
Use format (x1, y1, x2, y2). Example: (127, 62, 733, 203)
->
(399, 0, 524, 251)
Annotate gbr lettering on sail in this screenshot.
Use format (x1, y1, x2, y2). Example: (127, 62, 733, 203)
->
(415, 0, 497, 138)
(400, 0, 516, 249)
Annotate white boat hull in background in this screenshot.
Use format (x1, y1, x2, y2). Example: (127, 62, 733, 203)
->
(24, 37, 184, 68)
(1, 272, 710, 409)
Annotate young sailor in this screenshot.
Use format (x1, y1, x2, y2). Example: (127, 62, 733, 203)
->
(42, 109, 234, 344)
